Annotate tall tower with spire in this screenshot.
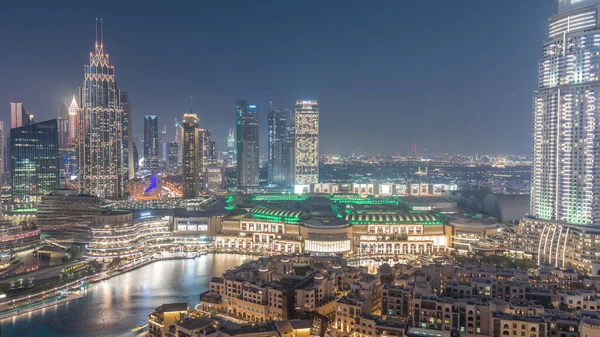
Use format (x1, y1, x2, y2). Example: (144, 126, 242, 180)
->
(68, 96, 79, 142)
(78, 19, 124, 198)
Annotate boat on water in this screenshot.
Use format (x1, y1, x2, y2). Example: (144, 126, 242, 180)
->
(131, 324, 148, 332)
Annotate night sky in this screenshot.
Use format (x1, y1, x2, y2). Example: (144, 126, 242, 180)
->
(0, 0, 555, 156)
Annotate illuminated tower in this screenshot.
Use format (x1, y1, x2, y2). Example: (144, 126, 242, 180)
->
(10, 102, 31, 129)
(182, 113, 200, 198)
(412, 143, 417, 158)
(294, 100, 319, 185)
(68, 96, 79, 142)
(531, 0, 600, 224)
(120, 90, 134, 180)
(227, 127, 236, 165)
(236, 100, 259, 189)
(79, 20, 124, 198)
(268, 104, 289, 185)
(144, 115, 159, 171)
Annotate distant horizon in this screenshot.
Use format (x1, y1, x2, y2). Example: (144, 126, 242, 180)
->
(0, 0, 556, 155)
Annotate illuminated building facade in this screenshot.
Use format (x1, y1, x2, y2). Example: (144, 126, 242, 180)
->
(144, 115, 159, 162)
(294, 100, 319, 185)
(531, 0, 600, 224)
(120, 91, 134, 180)
(10, 102, 31, 129)
(79, 25, 124, 199)
(226, 127, 235, 166)
(10, 119, 59, 203)
(236, 99, 259, 189)
(268, 106, 289, 186)
(167, 141, 179, 172)
(68, 96, 79, 142)
(182, 113, 200, 198)
(37, 189, 102, 227)
(0, 121, 4, 182)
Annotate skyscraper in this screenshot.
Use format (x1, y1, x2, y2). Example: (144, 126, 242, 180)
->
(10, 119, 59, 203)
(79, 21, 124, 198)
(168, 141, 179, 172)
(161, 126, 168, 162)
(10, 102, 31, 129)
(531, 0, 600, 225)
(226, 127, 236, 166)
(68, 96, 79, 143)
(294, 100, 319, 185)
(57, 117, 69, 148)
(120, 90, 134, 180)
(182, 113, 200, 198)
(0, 121, 4, 183)
(285, 109, 296, 186)
(268, 105, 289, 186)
(236, 100, 259, 189)
(143, 115, 159, 171)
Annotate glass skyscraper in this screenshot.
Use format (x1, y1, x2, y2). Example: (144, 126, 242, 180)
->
(236, 100, 259, 189)
(182, 114, 200, 198)
(144, 115, 159, 159)
(79, 24, 124, 198)
(531, 0, 600, 225)
(267, 106, 289, 186)
(121, 90, 134, 180)
(294, 100, 319, 185)
(10, 119, 59, 203)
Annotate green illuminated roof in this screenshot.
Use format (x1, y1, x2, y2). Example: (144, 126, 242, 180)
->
(248, 207, 303, 223)
(329, 197, 399, 205)
(251, 194, 308, 201)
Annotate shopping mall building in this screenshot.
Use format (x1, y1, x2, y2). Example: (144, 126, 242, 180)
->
(85, 193, 501, 259)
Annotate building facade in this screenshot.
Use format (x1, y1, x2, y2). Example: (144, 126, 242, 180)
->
(236, 100, 259, 189)
(120, 90, 134, 180)
(144, 115, 159, 163)
(182, 114, 200, 198)
(78, 32, 124, 199)
(68, 96, 79, 143)
(294, 100, 319, 185)
(531, 0, 600, 224)
(10, 102, 31, 129)
(10, 119, 59, 203)
(268, 106, 289, 186)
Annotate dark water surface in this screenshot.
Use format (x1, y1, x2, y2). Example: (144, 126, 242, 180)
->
(1, 254, 253, 337)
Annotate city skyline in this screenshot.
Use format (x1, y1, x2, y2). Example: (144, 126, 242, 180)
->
(0, 0, 556, 156)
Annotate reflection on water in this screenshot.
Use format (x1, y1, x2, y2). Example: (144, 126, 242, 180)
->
(1, 253, 254, 337)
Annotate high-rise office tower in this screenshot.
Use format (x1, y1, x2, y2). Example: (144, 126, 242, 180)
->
(199, 128, 214, 172)
(161, 126, 168, 162)
(285, 109, 296, 186)
(226, 127, 236, 165)
(168, 141, 179, 171)
(120, 90, 134, 180)
(175, 120, 183, 167)
(182, 113, 200, 198)
(57, 117, 69, 148)
(60, 99, 69, 118)
(236, 100, 259, 189)
(0, 121, 4, 183)
(294, 100, 319, 185)
(68, 96, 79, 143)
(11, 119, 59, 203)
(10, 102, 31, 129)
(144, 115, 159, 159)
(79, 21, 124, 198)
(531, 0, 600, 225)
(268, 105, 289, 185)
